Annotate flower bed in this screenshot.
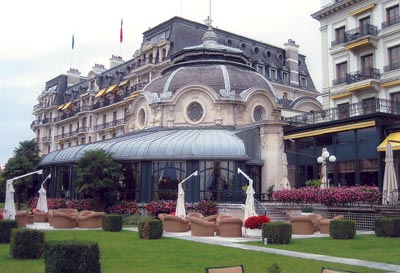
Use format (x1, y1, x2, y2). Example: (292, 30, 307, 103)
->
(107, 201, 138, 215)
(244, 215, 270, 229)
(145, 200, 177, 217)
(273, 186, 380, 206)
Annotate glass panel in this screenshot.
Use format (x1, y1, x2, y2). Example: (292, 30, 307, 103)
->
(152, 161, 186, 200)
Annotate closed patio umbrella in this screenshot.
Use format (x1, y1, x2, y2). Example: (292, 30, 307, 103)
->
(36, 174, 51, 213)
(243, 179, 256, 222)
(382, 142, 399, 206)
(175, 182, 186, 219)
(4, 180, 16, 220)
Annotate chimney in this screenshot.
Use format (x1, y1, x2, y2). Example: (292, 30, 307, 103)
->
(109, 55, 124, 68)
(284, 39, 299, 85)
(92, 63, 107, 74)
(66, 68, 81, 87)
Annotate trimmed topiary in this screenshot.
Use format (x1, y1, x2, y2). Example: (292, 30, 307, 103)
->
(0, 220, 18, 243)
(374, 217, 400, 237)
(262, 222, 292, 244)
(44, 240, 100, 273)
(138, 219, 163, 239)
(10, 228, 45, 259)
(102, 214, 122, 232)
(329, 219, 356, 239)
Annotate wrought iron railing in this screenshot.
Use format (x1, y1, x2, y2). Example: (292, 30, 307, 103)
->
(382, 16, 400, 29)
(345, 68, 380, 84)
(383, 61, 400, 72)
(345, 24, 378, 43)
(285, 98, 400, 125)
(254, 198, 267, 215)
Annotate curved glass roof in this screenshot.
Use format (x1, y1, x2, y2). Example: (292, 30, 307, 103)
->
(39, 129, 248, 166)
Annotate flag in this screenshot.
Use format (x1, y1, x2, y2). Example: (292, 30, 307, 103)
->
(120, 18, 123, 43)
(72, 34, 75, 50)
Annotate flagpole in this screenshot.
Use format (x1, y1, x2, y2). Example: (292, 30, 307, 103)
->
(71, 32, 75, 69)
(120, 18, 123, 57)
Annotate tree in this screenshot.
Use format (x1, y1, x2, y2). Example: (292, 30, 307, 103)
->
(1, 140, 41, 208)
(76, 149, 124, 211)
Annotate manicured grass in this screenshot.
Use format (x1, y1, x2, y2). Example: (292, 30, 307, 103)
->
(247, 234, 400, 265)
(0, 230, 388, 273)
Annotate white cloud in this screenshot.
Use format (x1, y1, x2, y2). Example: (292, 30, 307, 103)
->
(0, 0, 322, 164)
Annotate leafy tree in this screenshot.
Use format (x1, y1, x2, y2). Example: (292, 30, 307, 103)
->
(1, 140, 41, 208)
(76, 149, 124, 211)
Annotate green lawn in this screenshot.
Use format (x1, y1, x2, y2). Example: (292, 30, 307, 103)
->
(247, 234, 400, 265)
(0, 230, 389, 273)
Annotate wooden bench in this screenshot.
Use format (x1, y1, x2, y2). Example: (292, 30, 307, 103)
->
(205, 265, 244, 273)
(321, 267, 358, 273)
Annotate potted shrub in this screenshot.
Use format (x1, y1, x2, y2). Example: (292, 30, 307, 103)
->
(244, 215, 270, 237)
(266, 185, 275, 201)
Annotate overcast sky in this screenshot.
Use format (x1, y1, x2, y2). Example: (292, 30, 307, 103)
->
(0, 0, 322, 167)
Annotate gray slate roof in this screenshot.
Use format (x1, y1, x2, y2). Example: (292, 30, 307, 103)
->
(39, 129, 248, 166)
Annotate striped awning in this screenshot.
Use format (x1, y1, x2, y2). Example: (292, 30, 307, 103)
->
(377, 132, 400, 152)
(95, 88, 107, 97)
(105, 84, 118, 94)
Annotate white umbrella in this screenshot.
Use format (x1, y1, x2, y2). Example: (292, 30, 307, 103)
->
(175, 182, 186, 219)
(36, 174, 50, 212)
(175, 171, 198, 219)
(4, 180, 16, 220)
(281, 153, 291, 190)
(382, 142, 399, 205)
(243, 179, 256, 222)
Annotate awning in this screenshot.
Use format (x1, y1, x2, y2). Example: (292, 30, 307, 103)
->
(284, 120, 376, 140)
(95, 88, 107, 97)
(105, 84, 118, 94)
(126, 92, 140, 101)
(377, 132, 400, 152)
(118, 80, 129, 87)
(61, 102, 72, 110)
(57, 104, 65, 110)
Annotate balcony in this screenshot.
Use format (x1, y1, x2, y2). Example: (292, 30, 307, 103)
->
(94, 118, 126, 131)
(54, 131, 76, 141)
(345, 68, 380, 84)
(42, 136, 52, 143)
(332, 68, 380, 87)
(343, 24, 378, 50)
(76, 127, 89, 134)
(382, 16, 400, 29)
(384, 62, 400, 73)
(285, 98, 400, 125)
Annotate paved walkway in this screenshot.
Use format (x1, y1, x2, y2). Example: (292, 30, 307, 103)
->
(125, 227, 400, 273)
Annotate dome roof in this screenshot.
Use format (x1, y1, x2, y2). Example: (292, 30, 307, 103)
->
(143, 25, 276, 98)
(144, 64, 275, 96)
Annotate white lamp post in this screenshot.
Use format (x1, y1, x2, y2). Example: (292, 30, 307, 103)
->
(317, 148, 336, 189)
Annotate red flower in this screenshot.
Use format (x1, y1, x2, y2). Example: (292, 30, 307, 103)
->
(244, 215, 270, 229)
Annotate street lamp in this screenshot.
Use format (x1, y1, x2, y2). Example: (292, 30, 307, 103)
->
(317, 147, 336, 188)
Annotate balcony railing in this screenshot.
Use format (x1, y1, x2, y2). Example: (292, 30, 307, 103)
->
(345, 68, 380, 84)
(384, 62, 400, 73)
(94, 118, 126, 131)
(76, 127, 89, 134)
(382, 16, 400, 29)
(42, 136, 52, 142)
(345, 24, 378, 43)
(285, 98, 400, 125)
(332, 68, 380, 86)
(80, 105, 94, 112)
(54, 131, 76, 141)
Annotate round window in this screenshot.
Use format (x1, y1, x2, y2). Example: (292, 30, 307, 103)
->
(253, 106, 264, 122)
(187, 102, 203, 122)
(138, 108, 146, 127)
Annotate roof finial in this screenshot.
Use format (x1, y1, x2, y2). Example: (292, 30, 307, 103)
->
(204, 0, 213, 27)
